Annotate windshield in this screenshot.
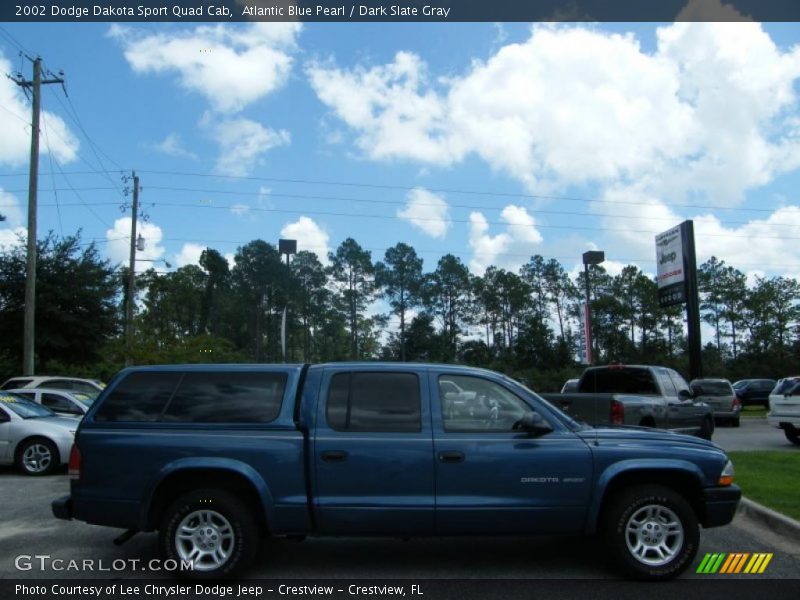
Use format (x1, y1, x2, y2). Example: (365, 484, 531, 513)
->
(72, 393, 95, 406)
(0, 393, 56, 418)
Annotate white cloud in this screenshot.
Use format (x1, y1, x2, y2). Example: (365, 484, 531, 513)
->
(105, 217, 165, 268)
(280, 216, 330, 264)
(397, 187, 450, 238)
(224, 252, 236, 269)
(468, 205, 543, 274)
(207, 116, 290, 176)
(109, 23, 301, 113)
(309, 23, 800, 203)
(151, 133, 198, 160)
(307, 51, 456, 164)
(174, 242, 206, 268)
(230, 203, 251, 216)
(0, 189, 26, 252)
(0, 54, 79, 167)
(0, 226, 26, 252)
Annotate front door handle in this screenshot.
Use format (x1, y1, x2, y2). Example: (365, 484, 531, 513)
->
(321, 450, 348, 463)
(438, 451, 465, 463)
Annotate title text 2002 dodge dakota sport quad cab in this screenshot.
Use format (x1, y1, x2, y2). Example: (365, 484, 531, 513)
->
(52, 363, 740, 580)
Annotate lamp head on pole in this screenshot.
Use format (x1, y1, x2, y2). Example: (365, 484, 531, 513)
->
(136, 234, 145, 252)
(582, 250, 605, 266)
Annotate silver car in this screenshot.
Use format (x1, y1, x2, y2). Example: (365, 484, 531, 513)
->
(690, 378, 741, 427)
(0, 392, 76, 475)
(6, 388, 95, 418)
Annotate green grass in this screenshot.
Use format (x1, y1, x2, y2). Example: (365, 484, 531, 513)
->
(727, 451, 800, 521)
(740, 406, 767, 418)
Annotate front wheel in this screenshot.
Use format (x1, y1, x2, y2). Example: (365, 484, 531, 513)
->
(785, 426, 800, 446)
(601, 484, 699, 580)
(16, 438, 59, 475)
(698, 417, 714, 440)
(160, 489, 259, 579)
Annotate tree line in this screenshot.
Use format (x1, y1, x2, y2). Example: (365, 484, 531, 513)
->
(0, 232, 797, 391)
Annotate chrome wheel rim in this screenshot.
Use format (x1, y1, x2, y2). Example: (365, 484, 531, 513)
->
(175, 509, 235, 571)
(22, 443, 53, 473)
(625, 504, 684, 566)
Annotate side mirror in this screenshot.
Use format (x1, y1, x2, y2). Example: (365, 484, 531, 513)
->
(678, 389, 693, 401)
(513, 411, 554, 437)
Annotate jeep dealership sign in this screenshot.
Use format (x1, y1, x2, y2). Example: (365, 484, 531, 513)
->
(656, 224, 686, 307)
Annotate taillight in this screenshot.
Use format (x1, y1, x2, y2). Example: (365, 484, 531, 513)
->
(68, 444, 81, 480)
(610, 399, 625, 425)
(732, 396, 742, 411)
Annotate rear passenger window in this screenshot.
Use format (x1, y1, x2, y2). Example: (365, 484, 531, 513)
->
(327, 372, 421, 432)
(94, 372, 181, 422)
(1, 378, 32, 390)
(162, 372, 286, 423)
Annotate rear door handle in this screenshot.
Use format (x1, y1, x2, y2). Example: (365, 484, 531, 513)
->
(438, 451, 465, 463)
(321, 450, 348, 463)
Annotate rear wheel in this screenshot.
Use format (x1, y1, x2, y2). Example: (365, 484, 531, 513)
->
(160, 489, 259, 579)
(601, 484, 699, 580)
(784, 426, 800, 446)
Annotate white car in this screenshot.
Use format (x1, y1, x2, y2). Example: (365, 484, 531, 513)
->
(0, 376, 105, 395)
(767, 376, 800, 446)
(6, 388, 94, 418)
(0, 392, 77, 475)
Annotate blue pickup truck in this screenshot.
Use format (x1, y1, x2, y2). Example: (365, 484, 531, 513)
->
(52, 363, 740, 580)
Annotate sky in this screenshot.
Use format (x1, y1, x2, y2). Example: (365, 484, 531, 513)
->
(2, 15, 800, 301)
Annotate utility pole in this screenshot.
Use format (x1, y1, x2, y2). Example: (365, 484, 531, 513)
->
(125, 172, 140, 366)
(12, 57, 64, 375)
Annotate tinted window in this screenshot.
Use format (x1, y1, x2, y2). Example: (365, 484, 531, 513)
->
(42, 393, 78, 412)
(327, 372, 421, 432)
(439, 375, 529, 432)
(12, 391, 36, 401)
(774, 378, 800, 395)
(162, 372, 286, 423)
(668, 370, 690, 395)
(38, 379, 75, 390)
(691, 381, 733, 396)
(94, 372, 181, 422)
(658, 370, 677, 396)
(1, 378, 33, 390)
(579, 368, 657, 394)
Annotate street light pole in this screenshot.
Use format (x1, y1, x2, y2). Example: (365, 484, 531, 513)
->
(582, 250, 605, 365)
(278, 239, 297, 362)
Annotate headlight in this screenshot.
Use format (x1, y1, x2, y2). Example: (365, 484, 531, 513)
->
(718, 459, 734, 486)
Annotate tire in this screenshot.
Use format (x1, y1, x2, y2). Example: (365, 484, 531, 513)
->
(601, 484, 699, 580)
(698, 417, 714, 441)
(785, 426, 800, 446)
(160, 489, 259, 579)
(16, 438, 59, 476)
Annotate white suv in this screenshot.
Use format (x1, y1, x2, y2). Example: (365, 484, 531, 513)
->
(0, 376, 104, 395)
(767, 376, 800, 446)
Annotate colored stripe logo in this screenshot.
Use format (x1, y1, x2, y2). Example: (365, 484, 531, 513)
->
(696, 553, 773, 574)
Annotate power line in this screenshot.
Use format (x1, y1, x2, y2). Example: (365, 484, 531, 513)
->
(4, 194, 800, 241)
(0, 26, 32, 56)
(0, 167, 788, 215)
(39, 110, 64, 236)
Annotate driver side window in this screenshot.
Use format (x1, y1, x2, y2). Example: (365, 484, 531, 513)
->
(438, 375, 530, 432)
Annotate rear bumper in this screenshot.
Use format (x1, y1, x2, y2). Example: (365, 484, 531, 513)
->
(52, 495, 73, 521)
(767, 414, 800, 428)
(702, 485, 741, 528)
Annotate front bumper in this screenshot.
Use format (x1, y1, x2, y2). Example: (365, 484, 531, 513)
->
(52, 495, 73, 521)
(702, 485, 741, 528)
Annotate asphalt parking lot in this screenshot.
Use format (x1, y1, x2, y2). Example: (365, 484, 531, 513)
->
(712, 416, 798, 451)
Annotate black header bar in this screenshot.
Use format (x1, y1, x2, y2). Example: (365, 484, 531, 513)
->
(4, 0, 800, 23)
